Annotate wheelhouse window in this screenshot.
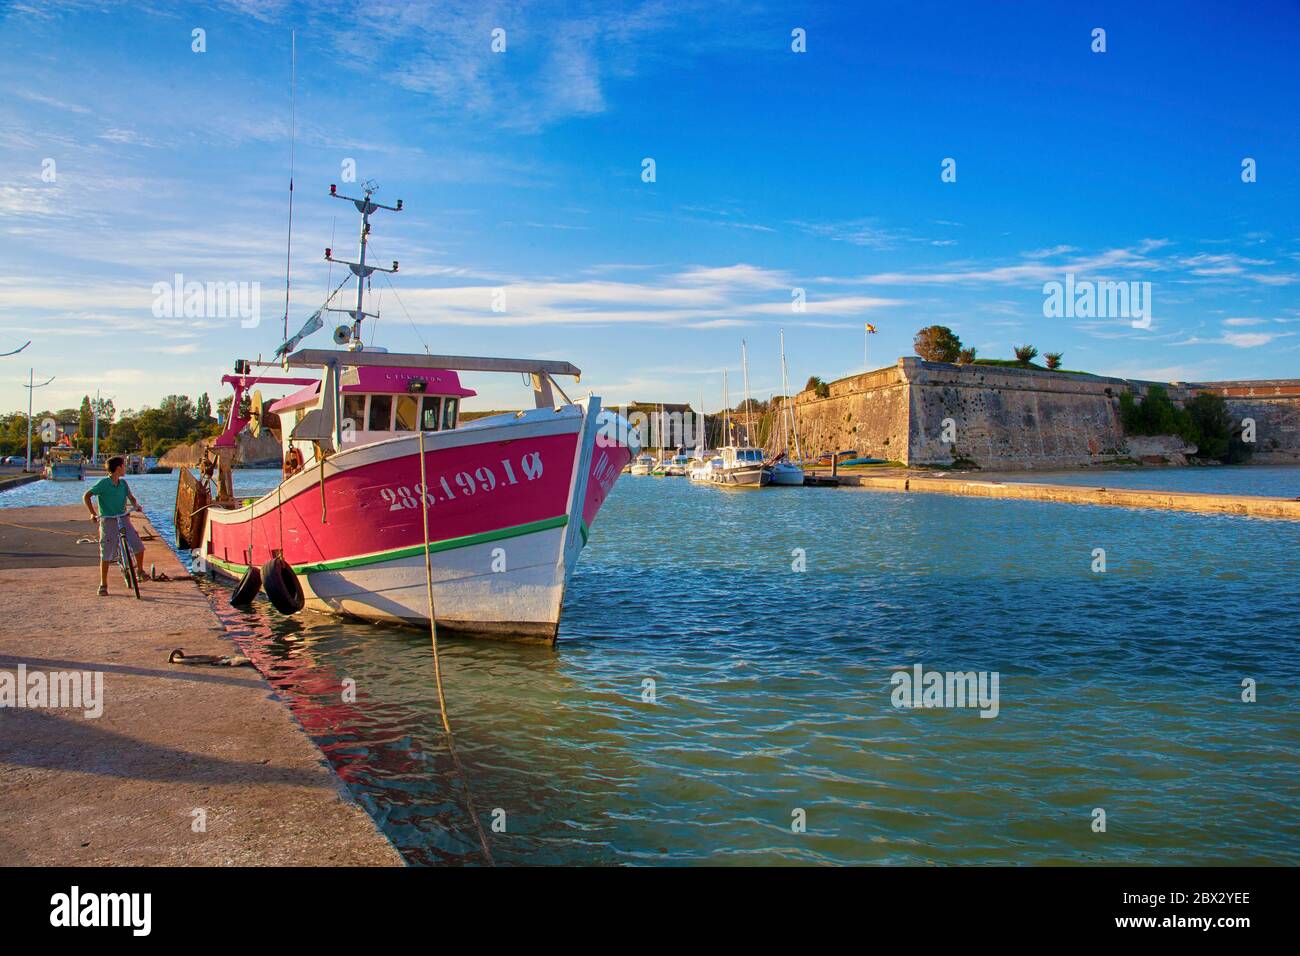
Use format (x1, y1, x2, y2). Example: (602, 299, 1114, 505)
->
(342, 395, 366, 434)
(442, 397, 459, 430)
(420, 396, 442, 431)
(368, 395, 393, 431)
(394, 395, 419, 431)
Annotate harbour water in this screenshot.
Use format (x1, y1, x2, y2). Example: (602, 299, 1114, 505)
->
(5, 468, 1298, 865)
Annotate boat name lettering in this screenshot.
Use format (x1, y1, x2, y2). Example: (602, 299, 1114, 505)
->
(378, 451, 545, 510)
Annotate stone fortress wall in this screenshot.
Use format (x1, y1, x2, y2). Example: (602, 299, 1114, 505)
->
(774, 358, 1300, 470)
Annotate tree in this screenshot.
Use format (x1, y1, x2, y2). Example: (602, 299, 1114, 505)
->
(804, 376, 830, 398)
(1013, 344, 1039, 365)
(913, 325, 963, 363)
(196, 392, 212, 422)
(1043, 352, 1063, 370)
(957, 347, 977, 365)
(107, 416, 140, 453)
(216, 395, 233, 426)
(78, 396, 92, 441)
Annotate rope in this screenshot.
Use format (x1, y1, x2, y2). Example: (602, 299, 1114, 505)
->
(0, 517, 157, 541)
(418, 428, 494, 865)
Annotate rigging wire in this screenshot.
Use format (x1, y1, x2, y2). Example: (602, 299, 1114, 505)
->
(379, 272, 430, 354)
(281, 29, 297, 345)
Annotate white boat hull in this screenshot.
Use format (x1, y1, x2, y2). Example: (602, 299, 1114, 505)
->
(202, 523, 570, 641)
(709, 465, 771, 487)
(770, 462, 805, 486)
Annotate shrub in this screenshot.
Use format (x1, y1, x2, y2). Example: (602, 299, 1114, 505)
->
(1043, 352, 1063, 370)
(1118, 387, 1245, 463)
(957, 347, 977, 364)
(1182, 392, 1235, 462)
(1013, 344, 1039, 365)
(913, 325, 963, 363)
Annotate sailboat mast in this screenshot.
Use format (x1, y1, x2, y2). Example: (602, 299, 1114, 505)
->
(697, 386, 705, 456)
(723, 369, 730, 446)
(741, 340, 753, 446)
(281, 29, 296, 345)
(781, 329, 803, 461)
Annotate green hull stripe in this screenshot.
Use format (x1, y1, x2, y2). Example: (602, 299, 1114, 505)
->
(206, 514, 569, 576)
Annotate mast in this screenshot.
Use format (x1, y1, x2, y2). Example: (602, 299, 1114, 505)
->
(324, 180, 403, 351)
(696, 386, 705, 457)
(723, 369, 730, 447)
(281, 30, 296, 345)
(741, 340, 753, 447)
(781, 329, 803, 461)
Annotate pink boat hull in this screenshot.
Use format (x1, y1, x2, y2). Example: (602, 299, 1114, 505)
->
(197, 401, 633, 642)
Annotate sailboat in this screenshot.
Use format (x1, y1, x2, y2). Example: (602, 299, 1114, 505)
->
(687, 387, 719, 482)
(175, 181, 638, 644)
(769, 329, 805, 486)
(709, 348, 771, 488)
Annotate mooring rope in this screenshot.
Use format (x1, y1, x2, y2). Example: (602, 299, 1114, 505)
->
(276, 480, 285, 556)
(0, 517, 157, 541)
(417, 428, 494, 865)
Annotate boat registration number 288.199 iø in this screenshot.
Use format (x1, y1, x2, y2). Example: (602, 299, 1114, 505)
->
(377, 451, 546, 510)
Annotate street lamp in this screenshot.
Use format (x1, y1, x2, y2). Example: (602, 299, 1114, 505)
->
(23, 368, 54, 473)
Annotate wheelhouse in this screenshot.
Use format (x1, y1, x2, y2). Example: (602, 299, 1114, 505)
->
(268, 365, 477, 467)
(720, 446, 765, 466)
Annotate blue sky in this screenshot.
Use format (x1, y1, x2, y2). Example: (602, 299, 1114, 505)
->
(1, 0, 1297, 415)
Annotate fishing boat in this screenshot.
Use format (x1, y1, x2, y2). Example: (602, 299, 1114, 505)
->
(629, 453, 655, 476)
(42, 442, 84, 481)
(176, 181, 637, 643)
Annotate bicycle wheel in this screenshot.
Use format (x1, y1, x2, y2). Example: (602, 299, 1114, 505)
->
(119, 530, 140, 599)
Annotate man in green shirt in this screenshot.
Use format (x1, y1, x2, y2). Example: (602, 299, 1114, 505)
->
(83, 455, 145, 595)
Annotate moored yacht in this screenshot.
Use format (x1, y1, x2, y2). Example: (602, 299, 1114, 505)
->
(769, 453, 805, 486)
(710, 445, 771, 487)
(629, 453, 655, 476)
(769, 330, 806, 486)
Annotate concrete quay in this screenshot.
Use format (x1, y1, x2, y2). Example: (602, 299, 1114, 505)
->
(0, 504, 403, 866)
(834, 473, 1300, 520)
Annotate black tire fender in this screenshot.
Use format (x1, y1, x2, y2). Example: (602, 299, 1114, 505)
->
(261, 556, 305, 614)
(230, 565, 262, 607)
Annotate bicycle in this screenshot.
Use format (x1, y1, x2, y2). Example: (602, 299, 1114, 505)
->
(100, 509, 142, 600)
